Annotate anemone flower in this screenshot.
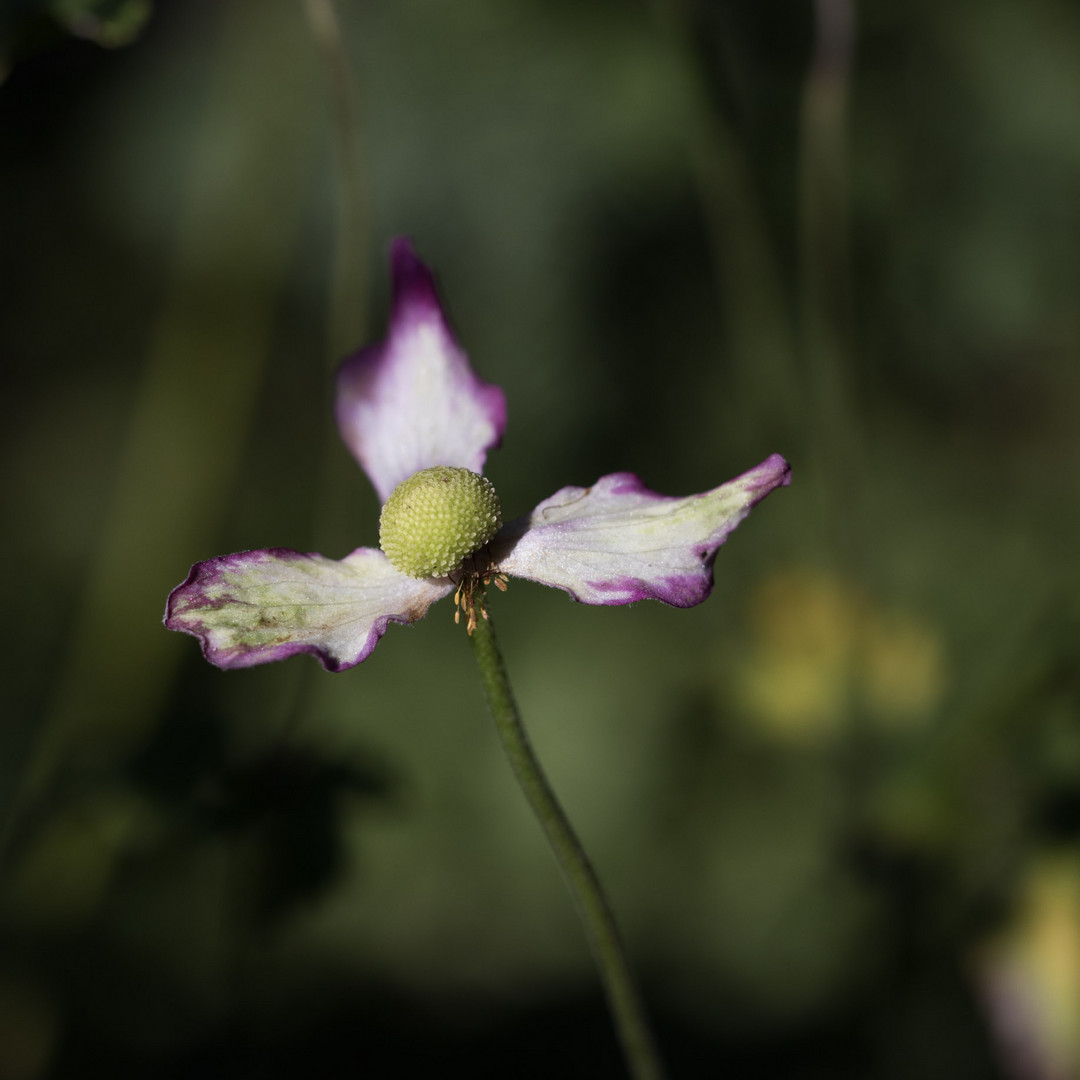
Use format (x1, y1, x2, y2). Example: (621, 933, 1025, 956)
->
(164, 238, 791, 1080)
(165, 239, 790, 671)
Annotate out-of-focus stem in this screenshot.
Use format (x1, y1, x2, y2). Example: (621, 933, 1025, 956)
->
(301, 0, 370, 363)
(297, 0, 373, 731)
(799, 0, 861, 556)
(649, 0, 802, 451)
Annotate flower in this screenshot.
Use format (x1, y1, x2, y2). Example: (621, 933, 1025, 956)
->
(165, 239, 791, 672)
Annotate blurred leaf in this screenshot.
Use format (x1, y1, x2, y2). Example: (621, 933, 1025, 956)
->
(49, 0, 151, 47)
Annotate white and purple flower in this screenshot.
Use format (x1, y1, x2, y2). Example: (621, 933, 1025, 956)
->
(165, 239, 791, 672)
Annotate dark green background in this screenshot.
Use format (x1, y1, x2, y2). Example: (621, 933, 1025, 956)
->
(2, 0, 1079, 1076)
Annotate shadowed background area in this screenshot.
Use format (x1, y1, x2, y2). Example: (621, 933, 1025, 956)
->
(2, 0, 1079, 1077)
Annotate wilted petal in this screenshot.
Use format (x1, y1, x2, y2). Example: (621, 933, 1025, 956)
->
(336, 239, 507, 502)
(494, 454, 791, 607)
(165, 547, 453, 671)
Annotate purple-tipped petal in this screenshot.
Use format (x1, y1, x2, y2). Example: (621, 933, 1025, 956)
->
(336, 239, 507, 502)
(493, 454, 791, 607)
(165, 547, 453, 671)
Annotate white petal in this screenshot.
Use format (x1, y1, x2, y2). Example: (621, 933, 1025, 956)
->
(493, 455, 791, 607)
(335, 239, 506, 502)
(165, 547, 453, 671)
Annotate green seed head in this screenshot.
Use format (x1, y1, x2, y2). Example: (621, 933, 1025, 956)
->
(379, 466, 502, 578)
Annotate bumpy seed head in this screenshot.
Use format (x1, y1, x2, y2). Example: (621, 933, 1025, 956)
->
(379, 466, 502, 579)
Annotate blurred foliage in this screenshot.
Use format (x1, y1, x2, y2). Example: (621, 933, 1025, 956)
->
(1, 0, 151, 76)
(1, 0, 1079, 1077)
(49, 0, 151, 47)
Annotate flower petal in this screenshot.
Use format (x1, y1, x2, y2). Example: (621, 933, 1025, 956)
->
(335, 239, 508, 502)
(165, 547, 453, 671)
(493, 454, 791, 607)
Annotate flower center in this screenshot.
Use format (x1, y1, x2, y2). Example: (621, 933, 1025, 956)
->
(379, 466, 502, 579)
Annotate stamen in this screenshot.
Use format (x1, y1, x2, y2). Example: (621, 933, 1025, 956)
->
(451, 551, 508, 635)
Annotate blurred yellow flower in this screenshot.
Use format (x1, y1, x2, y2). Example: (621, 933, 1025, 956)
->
(977, 853, 1080, 1080)
(736, 569, 947, 740)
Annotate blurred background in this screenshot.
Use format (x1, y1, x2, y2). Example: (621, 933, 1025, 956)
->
(2, 0, 1079, 1076)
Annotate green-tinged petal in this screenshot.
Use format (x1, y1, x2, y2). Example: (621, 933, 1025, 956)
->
(165, 547, 453, 671)
(493, 454, 791, 607)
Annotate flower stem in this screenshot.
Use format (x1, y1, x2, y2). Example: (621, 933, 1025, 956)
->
(467, 612, 667, 1080)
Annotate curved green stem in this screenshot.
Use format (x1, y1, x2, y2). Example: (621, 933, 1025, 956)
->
(468, 612, 667, 1080)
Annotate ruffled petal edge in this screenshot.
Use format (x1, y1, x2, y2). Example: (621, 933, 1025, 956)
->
(165, 546, 453, 671)
(492, 454, 791, 607)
